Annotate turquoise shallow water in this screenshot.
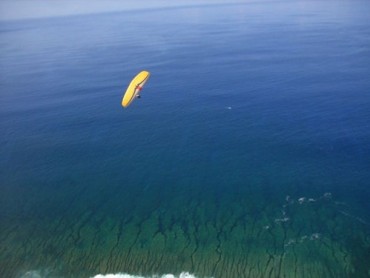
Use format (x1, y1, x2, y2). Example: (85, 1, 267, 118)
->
(1, 1, 370, 277)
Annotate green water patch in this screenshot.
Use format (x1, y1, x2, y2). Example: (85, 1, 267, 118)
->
(0, 181, 369, 278)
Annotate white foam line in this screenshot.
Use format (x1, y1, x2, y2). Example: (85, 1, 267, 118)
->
(338, 210, 369, 226)
(21, 270, 211, 278)
(91, 272, 203, 278)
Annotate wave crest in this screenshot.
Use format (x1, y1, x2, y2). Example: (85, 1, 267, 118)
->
(92, 272, 200, 278)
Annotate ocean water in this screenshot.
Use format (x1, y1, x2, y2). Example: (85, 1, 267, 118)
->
(1, 1, 370, 277)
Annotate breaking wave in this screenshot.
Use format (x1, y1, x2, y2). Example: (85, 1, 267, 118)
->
(92, 272, 201, 278)
(20, 270, 205, 278)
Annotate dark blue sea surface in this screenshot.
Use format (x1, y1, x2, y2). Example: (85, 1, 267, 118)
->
(1, 1, 370, 277)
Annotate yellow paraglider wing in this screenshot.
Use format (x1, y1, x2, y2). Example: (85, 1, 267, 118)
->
(121, 71, 150, 108)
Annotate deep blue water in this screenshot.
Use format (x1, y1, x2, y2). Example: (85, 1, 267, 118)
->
(1, 1, 370, 277)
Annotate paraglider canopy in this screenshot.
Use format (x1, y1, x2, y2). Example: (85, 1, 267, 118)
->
(121, 71, 150, 108)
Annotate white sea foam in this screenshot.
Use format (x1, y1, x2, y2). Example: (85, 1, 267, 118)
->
(310, 233, 320, 240)
(20, 271, 207, 278)
(323, 192, 332, 199)
(92, 272, 202, 278)
(274, 217, 289, 223)
(20, 270, 46, 278)
(295, 192, 333, 205)
(284, 233, 321, 248)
